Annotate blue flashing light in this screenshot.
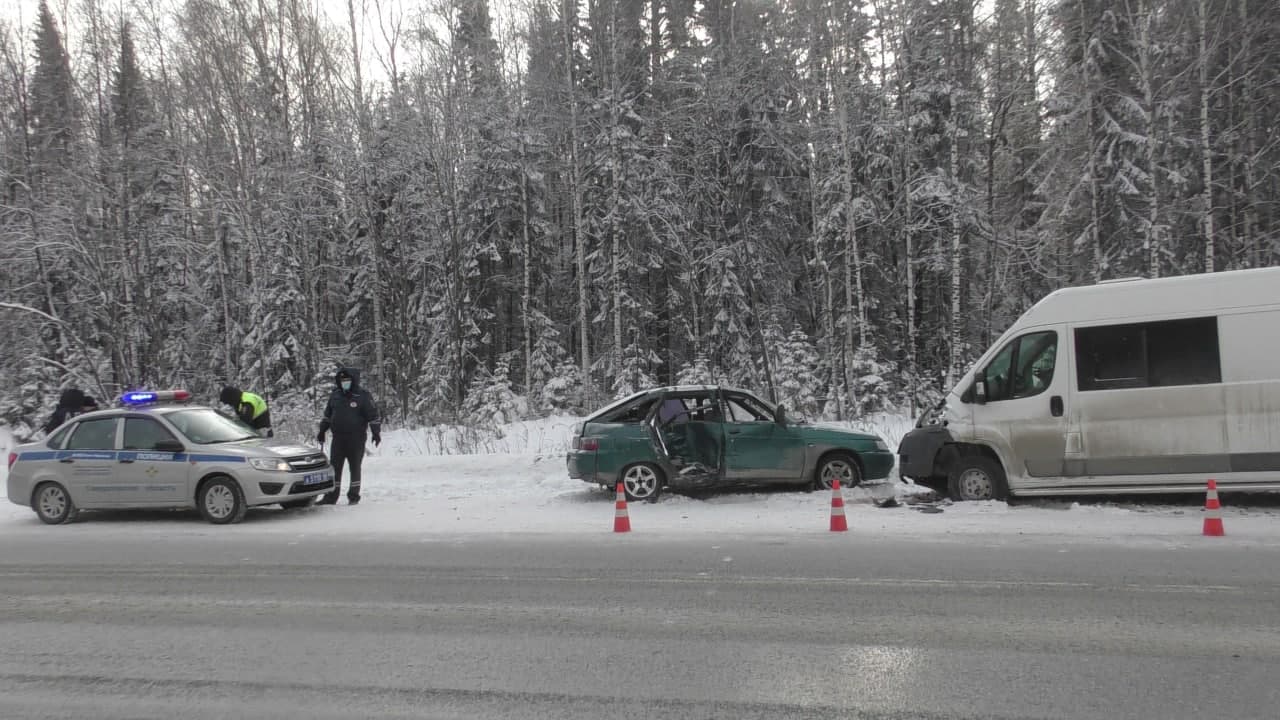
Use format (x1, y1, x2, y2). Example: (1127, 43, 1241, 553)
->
(119, 390, 192, 406)
(122, 391, 159, 405)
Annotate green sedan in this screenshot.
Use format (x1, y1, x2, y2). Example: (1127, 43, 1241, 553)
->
(567, 385, 895, 501)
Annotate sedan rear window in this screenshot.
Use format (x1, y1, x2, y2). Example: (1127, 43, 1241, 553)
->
(46, 424, 73, 449)
(66, 418, 118, 450)
(596, 396, 658, 424)
(586, 390, 647, 422)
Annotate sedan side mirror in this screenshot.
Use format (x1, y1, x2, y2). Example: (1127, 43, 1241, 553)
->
(774, 404, 787, 427)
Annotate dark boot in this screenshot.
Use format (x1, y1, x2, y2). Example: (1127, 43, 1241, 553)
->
(347, 495, 360, 505)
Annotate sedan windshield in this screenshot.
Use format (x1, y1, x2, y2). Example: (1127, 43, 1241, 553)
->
(165, 409, 259, 444)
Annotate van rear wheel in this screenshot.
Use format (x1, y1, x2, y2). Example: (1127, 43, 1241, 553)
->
(947, 456, 1009, 501)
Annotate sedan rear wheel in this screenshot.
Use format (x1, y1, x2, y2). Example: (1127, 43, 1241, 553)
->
(621, 463, 663, 502)
(33, 482, 77, 525)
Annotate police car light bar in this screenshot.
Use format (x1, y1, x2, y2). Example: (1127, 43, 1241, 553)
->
(120, 390, 193, 405)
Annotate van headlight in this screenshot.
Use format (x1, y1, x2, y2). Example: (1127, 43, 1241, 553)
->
(249, 457, 291, 472)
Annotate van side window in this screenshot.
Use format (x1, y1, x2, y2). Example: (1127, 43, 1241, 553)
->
(1074, 325, 1146, 389)
(1147, 318, 1221, 386)
(1075, 317, 1221, 391)
(983, 331, 1058, 402)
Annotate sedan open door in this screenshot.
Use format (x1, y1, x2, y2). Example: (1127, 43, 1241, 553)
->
(644, 389, 725, 489)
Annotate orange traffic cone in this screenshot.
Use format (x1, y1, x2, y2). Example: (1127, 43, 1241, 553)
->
(614, 482, 631, 533)
(1202, 479, 1224, 536)
(829, 479, 848, 532)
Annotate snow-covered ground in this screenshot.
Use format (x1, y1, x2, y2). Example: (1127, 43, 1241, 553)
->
(4, 417, 1280, 547)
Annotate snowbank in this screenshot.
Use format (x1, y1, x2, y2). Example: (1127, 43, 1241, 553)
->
(3, 446, 1279, 548)
(6, 413, 1280, 548)
(377, 415, 582, 456)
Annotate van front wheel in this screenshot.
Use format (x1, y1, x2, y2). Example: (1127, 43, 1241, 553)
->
(947, 456, 1009, 502)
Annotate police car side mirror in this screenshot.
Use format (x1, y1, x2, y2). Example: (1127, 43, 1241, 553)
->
(155, 439, 185, 453)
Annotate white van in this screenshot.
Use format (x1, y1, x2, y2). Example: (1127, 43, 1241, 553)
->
(897, 266, 1280, 500)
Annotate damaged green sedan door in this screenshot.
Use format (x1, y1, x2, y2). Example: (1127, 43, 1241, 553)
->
(644, 389, 726, 488)
(721, 390, 807, 483)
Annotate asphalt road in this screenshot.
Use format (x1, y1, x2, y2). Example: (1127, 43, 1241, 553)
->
(1, 532, 1278, 720)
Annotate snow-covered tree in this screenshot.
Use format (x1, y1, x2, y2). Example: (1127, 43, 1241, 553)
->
(541, 361, 588, 414)
(611, 343, 660, 399)
(675, 355, 715, 386)
(3, 0, 1278, 435)
(773, 328, 822, 420)
(463, 356, 520, 428)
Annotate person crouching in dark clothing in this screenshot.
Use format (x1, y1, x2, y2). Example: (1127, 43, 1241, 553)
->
(316, 368, 381, 505)
(42, 388, 100, 435)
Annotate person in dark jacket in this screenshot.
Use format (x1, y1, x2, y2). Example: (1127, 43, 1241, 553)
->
(316, 368, 381, 505)
(220, 386, 273, 437)
(41, 388, 99, 435)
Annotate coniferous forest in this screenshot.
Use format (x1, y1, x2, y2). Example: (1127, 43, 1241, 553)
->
(2, 0, 1278, 436)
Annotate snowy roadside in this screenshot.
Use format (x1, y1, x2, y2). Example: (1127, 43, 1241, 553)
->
(5, 418, 1280, 548)
(3, 447, 1279, 548)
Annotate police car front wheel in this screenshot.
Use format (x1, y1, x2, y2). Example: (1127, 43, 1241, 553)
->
(33, 482, 78, 525)
(199, 476, 248, 525)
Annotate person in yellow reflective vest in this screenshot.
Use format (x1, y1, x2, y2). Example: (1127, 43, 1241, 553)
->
(219, 386, 273, 437)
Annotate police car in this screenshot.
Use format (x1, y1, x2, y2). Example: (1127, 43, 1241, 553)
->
(5, 390, 335, 525)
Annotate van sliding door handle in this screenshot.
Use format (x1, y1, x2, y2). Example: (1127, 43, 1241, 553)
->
(1050, 396, 1064, 417)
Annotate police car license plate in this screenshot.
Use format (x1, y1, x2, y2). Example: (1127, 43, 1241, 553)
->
(302, 472, 330, 486)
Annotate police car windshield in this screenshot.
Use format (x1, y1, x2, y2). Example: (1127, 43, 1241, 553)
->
(166, 408, 259, 444)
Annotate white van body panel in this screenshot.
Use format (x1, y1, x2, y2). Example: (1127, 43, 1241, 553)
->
(945, 266, 1280, 496)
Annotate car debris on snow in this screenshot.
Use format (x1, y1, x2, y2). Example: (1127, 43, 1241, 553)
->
(876, 490, 952, 513)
